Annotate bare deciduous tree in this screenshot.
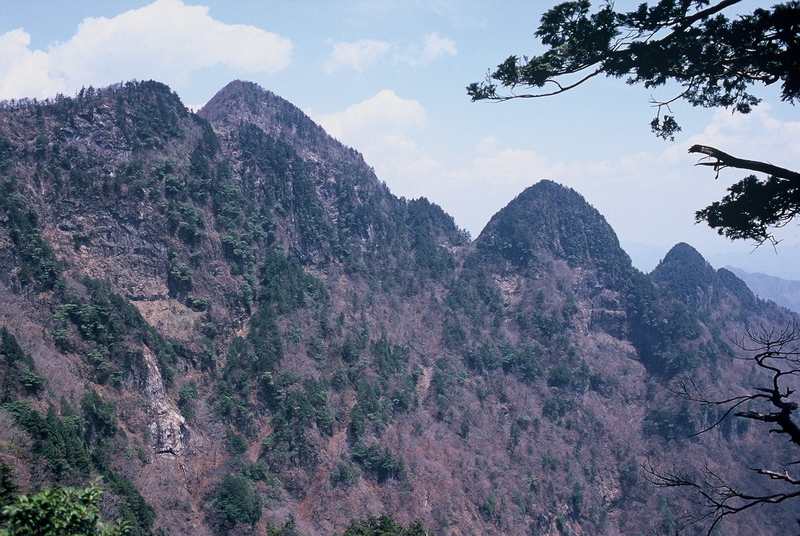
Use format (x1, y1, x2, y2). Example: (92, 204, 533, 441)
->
(645, 324, 800, 534)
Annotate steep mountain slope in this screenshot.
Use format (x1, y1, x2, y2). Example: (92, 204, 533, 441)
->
(0, 81, 796, 536)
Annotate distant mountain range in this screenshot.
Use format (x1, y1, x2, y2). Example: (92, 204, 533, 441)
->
(725, 266, 800, 314)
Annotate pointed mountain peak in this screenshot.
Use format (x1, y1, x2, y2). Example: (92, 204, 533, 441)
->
(198, 80, 309, 131)
(198, 80, 364, 166)
(658, 242, 710, 271)
(651, 242, 716, 290)
(475, 180, 632, 279)
(651, 242, 761, 312)
(198, 80, 279, 120)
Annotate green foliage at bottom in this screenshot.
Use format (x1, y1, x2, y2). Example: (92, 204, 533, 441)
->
(3, 401, 92, 479)
(211, 474, 262, 528)
(0, 463, 19, 510)
(341, 515, 430, 536)
(0, 327, 47, 401)
(1, 402, 154, 535)
(0, 483, 129, 536)
(101, 472, 155, 536)
(351, 443, 405, 483)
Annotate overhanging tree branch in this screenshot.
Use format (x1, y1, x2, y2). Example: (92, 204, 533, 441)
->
(475, 67, 606, 101)
(669, 0, 743, 32)
(677, 325, 800, 447)
(470, 0, 800, 139)
(691, 148, 800, 245)
(689, 145, 800, 184)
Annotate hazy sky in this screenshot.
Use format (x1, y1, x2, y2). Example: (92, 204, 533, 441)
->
(2, 0, 799, 278)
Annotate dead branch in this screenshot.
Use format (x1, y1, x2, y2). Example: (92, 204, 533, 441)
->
(689, 145, 800, 183)
(650, 324, 800, 533)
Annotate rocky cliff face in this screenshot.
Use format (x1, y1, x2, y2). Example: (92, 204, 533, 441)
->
(0, 80, 796, 536)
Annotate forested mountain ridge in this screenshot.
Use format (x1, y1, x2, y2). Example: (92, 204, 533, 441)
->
(725, 266, 800, 314)
(0, 80, 796, 535)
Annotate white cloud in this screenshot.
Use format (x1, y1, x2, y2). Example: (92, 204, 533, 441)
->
(469, 140, 556, 188)
(315, 90, 439, 203)
(0, 0, 292, 100)
(396, 32, 457, 66)
(0, 29, 54, 98)
(324, 33, 456, 74)
(323, 39, 391, 74)
(315, 89, 426, 144)
(316, 94, 556, 233)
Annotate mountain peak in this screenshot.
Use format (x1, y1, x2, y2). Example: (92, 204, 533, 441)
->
(661, 242, 709, 268)
(652, 243, 716, 288)
(198, 80, 276, 119)
(199, 80, 307, 133)
(476, 180, 632, 280)
(198, 80, 369, 173)
(651, 242, 762, 312)
(650, 243, 718, 303)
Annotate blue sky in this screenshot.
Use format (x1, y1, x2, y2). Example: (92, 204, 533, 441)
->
(2, 0, 799, 278)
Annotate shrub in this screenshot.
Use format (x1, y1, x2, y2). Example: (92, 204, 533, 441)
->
(178, 382, 198, 422)
(0, 483, 128, 536)
(351, 443, 405, 483)
(211, 474, 262, 528)
(642, 403, 695, 440)
(542, 394, 575, 422)
(1, 327, 47, 398)
(0, 461, 19, 509)
(225, 429, 248, 457)
(341, 514, 429, 536)
(330, 462, 359, 488)
(479, 492, 498, 520)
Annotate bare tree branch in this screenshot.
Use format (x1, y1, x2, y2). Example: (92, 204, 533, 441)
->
(644, 460, 800, 535)
(755, 468, 800, 486)
(689, 145, 800, 184)
(651, 324, 800, 533)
